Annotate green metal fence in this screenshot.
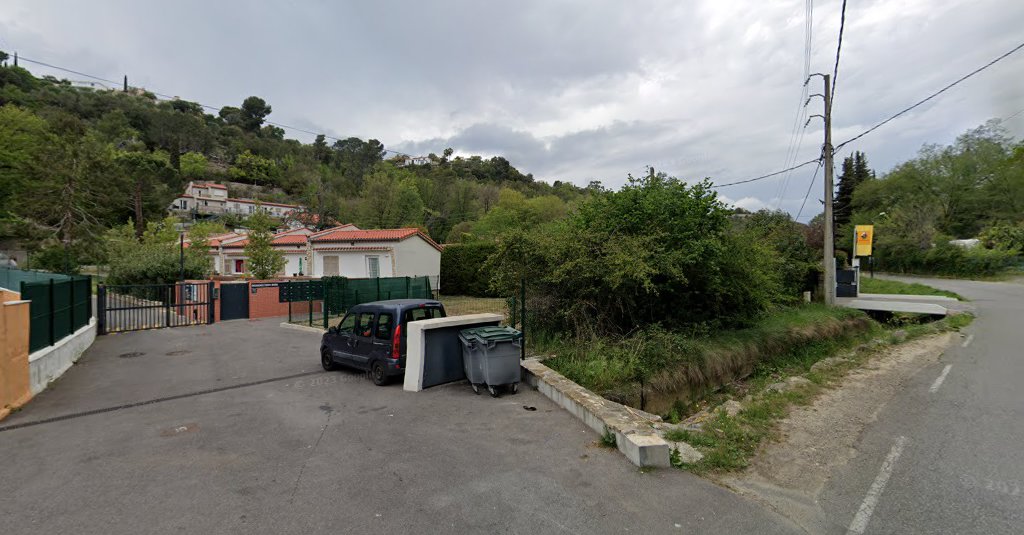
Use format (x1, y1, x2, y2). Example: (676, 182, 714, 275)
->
(280, 276, 434, 328)
(0, 267, 92, 353)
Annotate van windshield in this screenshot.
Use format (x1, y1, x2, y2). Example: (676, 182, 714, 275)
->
(403, 307, 445, 324)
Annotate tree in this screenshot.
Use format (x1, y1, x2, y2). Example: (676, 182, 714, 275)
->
(243, 207, 286, 279)
(229, 150, 280, 186)
(357, 164, 424, 228)
(240, 96, 272, 132)
(105, 217, 210, 285)
(833, 151, 873, 231)
(179, 151, 209, 179)
(114, 149, 175, 239)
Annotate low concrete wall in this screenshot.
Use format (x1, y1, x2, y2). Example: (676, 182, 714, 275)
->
(28, 317, 96, 395)
(522, 358, 671, 468)
(1, 289, 32, 421)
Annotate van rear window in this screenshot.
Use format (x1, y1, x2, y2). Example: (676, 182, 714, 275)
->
(404, 307, 445, 323)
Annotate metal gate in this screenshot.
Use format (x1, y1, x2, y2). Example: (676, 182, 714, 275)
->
(98, 282, 214, 335)
(220, 282, 250, 321)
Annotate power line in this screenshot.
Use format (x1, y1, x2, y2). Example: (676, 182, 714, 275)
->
(835, 40, 1024, 152)
(795, 160, 824, 221)
(774, 0, 815, 209)
(831, 0, 847, 103)
(712, 158, 821, 188)
(15, 54, 414, 158)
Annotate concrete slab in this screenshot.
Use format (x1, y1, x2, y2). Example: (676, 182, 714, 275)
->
(857, 292, 959, 303)
(837, 297, 949, 315)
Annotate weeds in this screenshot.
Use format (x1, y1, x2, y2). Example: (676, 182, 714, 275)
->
(599, 427, 617, 448)
(670, 312, 974, 474)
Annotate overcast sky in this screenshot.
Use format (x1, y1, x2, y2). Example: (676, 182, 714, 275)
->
(3, 0, 1022, 219)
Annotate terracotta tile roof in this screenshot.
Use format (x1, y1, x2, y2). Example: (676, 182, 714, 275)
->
(310, 227, 442, 251)
(313, 246, 392, 252)
(272, 234, 309, 245)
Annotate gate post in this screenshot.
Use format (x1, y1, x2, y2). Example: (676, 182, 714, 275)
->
(165, 285, 172, 328)
(97, 285, 106, 335)
(207, 281, 215, 324)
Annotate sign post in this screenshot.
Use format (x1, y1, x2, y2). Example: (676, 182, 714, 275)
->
(854, 225, 874, 281)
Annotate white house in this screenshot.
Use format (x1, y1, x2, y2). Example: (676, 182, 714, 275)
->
(308, 227, 442, 287)
(169, 181, 303, 218)
(218, 227, 316, 276)
(193, 224, 441, 285)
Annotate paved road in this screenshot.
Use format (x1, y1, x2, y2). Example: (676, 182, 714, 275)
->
(820, 276, 1024, 534)
(0, 318, 799, 535)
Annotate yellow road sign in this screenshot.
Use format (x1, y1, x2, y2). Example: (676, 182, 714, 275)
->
(855, 225, 874, 257)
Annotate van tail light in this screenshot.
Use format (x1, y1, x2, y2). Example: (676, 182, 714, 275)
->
(392, 324, 402, 360)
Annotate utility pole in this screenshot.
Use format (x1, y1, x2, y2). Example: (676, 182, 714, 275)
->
(822, 74, 836, 305)
(179, 233, 185, 283)
(806, 73, 836, 305)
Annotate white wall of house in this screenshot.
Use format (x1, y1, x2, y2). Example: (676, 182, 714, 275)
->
(282, 252, 306, 276)
(392, 236, 442, 290)
(312, 248, 394, 278)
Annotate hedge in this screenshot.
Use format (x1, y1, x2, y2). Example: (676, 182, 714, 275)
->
(440, 242, 498, 296)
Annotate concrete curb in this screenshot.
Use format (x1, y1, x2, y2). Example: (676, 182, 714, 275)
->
(278, 322, 325, 334)
(521, 358, 670, 468)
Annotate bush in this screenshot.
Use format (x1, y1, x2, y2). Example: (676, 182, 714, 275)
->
(980, 224, 1024, 254)
(487, 172, 784, 335)
(105, 218, 211, 285)
(875, 241, 1019, 277)
(440, 242, 498, 296)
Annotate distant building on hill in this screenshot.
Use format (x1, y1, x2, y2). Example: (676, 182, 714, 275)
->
(169, 181, 303, 219)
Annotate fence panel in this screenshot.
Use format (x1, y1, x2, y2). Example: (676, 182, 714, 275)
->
(17, 273, 92, 353)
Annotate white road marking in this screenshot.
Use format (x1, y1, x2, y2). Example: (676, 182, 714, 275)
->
(846, 436, 909, 535)
(929, 365, 953, 393)
(962, 334, 974, 348)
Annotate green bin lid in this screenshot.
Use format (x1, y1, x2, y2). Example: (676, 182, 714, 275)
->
(460, 326, 521, 342)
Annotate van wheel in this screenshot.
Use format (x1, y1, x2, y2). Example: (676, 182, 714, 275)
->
(321, 349, 337, 371)
(371, 361, 388, 386)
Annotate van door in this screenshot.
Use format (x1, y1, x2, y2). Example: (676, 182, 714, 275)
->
(348, 311, 376, 368)
(330, 312, 359, 364)
(371, 312, 394, 361)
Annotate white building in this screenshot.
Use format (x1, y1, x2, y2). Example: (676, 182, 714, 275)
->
(195, 224, 441, 285)
(170, 181, 303, 219)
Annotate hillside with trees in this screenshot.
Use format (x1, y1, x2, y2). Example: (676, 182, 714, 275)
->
(0, 51, 586, 271)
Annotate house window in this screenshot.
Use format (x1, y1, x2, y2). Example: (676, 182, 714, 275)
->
(234, 259, 244, 273)
(366, 256, 380, 278)
(323, 256, 339, 276)
(248, 205, 254, 214)
(179, 199, 187, 209)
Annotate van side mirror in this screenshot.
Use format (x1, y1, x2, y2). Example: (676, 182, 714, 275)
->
(328, 326, 338, 334)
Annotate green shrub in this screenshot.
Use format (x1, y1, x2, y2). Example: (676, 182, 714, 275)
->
(876, 241, 1018, 277)
(440, 242, 498, 296)
(487, 172, 785, 335)
(980, 224, 1024, 254)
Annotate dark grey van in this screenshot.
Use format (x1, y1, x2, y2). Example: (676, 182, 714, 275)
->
(320, 299, 446, 385)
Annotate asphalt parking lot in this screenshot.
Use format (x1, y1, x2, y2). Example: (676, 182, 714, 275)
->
(0, 318, 798, 534)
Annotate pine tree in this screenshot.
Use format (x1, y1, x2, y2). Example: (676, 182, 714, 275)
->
(833, 151, 873, 229)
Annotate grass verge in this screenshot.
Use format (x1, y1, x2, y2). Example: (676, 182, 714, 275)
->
(859, 277, 963, 300)
(543, 304, 874, 414)
(666, 312, 974, 473)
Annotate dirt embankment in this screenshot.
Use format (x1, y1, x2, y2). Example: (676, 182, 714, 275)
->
(722, 332, 955, 533)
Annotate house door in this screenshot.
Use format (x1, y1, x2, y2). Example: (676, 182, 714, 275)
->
(366, 256, 380, 278)
(234, 259, 244, 274)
